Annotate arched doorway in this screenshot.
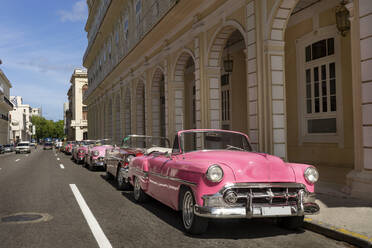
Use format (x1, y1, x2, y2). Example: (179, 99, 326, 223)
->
(124, 88, 131, 136)
(151, 68, 166, 137)
(173, 51, 196, 131)
(207, 24, 249, 134)
(269, 0, 354, 186)
(114, 94, 121, 143)
(107, 99, 113, 139)
(136, 81, 145, 135)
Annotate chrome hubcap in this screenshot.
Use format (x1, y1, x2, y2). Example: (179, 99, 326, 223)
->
(182, 191, 194, 229)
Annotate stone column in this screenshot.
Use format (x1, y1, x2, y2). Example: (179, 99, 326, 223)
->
(346, 0, 372, 199)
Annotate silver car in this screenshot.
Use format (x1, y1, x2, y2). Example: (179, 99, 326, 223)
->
(15, 142, 31, 154)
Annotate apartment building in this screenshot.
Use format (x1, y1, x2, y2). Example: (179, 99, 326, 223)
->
(0, 69, 13, 144)
(67, 69, 88, 141)
(9, 96, 32, 142)
(82, 0, 372, 199)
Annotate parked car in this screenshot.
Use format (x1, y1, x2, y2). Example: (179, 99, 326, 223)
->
(15, 141, 31, 154)
(85, 139, 113, 171)
(0, 145, 4, 154)
(127, 129, 320, 234)
(43, 142, 53, 150)
(64, 141, 75, 155)
(72, 140, 95, 164)
(105, 135, 170, 190)
(3, 144, 15, 153)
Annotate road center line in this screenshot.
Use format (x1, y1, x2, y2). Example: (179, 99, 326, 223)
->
(15, 159, 20, 162)
(69, 184, 112, 248)
(59, 164, 65, 169)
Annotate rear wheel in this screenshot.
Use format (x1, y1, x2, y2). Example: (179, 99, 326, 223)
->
(278, 216, 304, 230)
(181, 189, 208, 234)
(133, 176, 148, 202)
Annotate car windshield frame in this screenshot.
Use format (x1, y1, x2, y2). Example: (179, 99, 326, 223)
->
(17, 143, 30, 147)
(120, 135, 170, 149)
(175, 130, 253, 154)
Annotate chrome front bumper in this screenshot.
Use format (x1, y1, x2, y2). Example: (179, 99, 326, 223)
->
(194, 183, 320, 219)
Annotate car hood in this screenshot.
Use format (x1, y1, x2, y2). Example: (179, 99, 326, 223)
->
(183, 150, 296, 183)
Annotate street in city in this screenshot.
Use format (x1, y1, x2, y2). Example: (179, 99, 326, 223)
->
(0, 148, 353, 248)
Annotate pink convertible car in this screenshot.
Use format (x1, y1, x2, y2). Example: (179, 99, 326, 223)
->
(128, 129, 320, 234)
(85, 139, 113, 171)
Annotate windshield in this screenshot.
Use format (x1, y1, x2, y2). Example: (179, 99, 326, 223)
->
(179, 130, 252, 153)
(95, 139, 111, 146)
(18, 143, 29, 147)
(45, 143, 52, 146)
(121, 136, 170, 149)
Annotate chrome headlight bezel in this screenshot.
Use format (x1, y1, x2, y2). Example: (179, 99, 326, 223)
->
(206, 164, 224, 183)
(93, 150, 100, 157)
(304, 167, 319, 184)
(125, 155, 135, 163)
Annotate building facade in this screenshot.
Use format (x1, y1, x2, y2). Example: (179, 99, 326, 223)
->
(67, 69, 88, 141)
(9, 96, 32, 142)
(83, 0, 372, 199)
(30, 107, 42, 117)
(0, 69, 13, 144)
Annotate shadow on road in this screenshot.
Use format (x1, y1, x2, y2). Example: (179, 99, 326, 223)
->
(119, 190, 305, 240)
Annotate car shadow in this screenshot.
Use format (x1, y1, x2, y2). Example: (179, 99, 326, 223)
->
(120, 190, 305, 239)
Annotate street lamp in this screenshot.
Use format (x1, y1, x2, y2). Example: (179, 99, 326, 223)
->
(335, 0, 350, 37)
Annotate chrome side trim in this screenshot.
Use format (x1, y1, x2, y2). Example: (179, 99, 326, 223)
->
(147, 171, 197, 187)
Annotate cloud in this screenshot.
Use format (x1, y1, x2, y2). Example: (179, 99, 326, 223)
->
(58, 0, 87, 22)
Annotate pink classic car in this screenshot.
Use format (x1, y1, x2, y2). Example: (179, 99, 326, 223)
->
(73, 140, 96, 164)
(128, 129, 320, 234)
(85, 139, 113, 171)
(64, 141, 76, 155)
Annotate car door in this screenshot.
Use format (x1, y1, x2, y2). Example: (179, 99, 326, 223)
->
(147, 154, 172, 205)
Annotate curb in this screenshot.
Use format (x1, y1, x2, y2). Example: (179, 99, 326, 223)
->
(303, 218, 372, 248)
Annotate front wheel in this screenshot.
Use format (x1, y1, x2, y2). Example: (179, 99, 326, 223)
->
(133, 176, 148, 202)
(277, 216, 304, 230)
(181, 189, 208, 234)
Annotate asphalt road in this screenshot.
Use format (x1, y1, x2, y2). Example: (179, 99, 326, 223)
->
(0, 148, 354, 248)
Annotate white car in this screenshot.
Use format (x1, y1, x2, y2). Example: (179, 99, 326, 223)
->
(15, 141, 31, 154)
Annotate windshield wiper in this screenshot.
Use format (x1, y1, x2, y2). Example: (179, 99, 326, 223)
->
(226, 145, 245, 151)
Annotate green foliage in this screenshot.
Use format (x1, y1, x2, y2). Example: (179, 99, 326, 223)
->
(31, 116, 65, 140)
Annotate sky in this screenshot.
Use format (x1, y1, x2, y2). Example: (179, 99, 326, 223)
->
(0, 0, 88, 121)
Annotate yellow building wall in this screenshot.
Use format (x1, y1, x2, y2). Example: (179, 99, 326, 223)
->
(285, 10, 354, 185)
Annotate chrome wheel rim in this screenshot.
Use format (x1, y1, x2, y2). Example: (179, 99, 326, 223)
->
(134, 178, 140, 200)
(182, 191, 194, 229)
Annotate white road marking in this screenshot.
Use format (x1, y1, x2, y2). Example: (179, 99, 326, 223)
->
(26, 155, 29, 157)
(59, 164, 65, 169)
(69, 184, 112, 248)
(57, 158, 60, 161)
(15, 159, 20, 162)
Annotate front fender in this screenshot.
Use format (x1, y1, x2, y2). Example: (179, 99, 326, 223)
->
(287, 163, 316, 192)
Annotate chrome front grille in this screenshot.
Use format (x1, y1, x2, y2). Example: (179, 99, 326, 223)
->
(221, 183, 305, 207)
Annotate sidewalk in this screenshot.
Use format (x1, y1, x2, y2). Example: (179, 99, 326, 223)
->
(303, 182, 372, 247)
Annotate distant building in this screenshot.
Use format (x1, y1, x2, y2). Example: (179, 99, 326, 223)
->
(30, 107, 42, 117)
(67, 68, 88, 141)
(9, 96, 32, 142)
(0, 69, 13, 144)
(63, 102, 69, 136)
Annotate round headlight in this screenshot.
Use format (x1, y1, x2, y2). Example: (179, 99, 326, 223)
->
(125, 155, 135, 163)
(304, 167, 319, 184)
(93, 150, 100, 157)
(206, 165, 224, 183)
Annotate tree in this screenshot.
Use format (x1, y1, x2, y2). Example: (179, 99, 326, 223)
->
(31, 116, 65, 140)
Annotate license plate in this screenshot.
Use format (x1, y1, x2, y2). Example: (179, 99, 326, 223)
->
(261, 206, 291, 216)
